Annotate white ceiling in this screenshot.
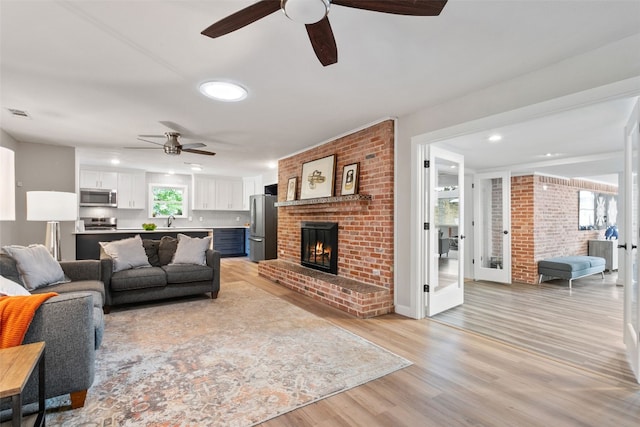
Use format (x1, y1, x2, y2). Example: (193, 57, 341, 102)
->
(1, 1, 639, 182)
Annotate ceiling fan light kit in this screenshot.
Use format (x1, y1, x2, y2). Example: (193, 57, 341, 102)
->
(201, 0, 448, 67)
(282, 0, 330, 24)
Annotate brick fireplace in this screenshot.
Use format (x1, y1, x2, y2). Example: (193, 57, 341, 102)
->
(258, 119, 395, 318)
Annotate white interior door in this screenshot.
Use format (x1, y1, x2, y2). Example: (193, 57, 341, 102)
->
(623, 98, 640, 383)
(424, 146, 465, 317)
(473, 171, 512, 283)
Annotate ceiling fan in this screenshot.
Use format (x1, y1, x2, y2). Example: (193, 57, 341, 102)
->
(130, 132, 216, 157)
(201, 0, 448, 66)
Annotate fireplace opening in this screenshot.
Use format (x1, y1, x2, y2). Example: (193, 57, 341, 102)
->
(301, 222, 338, 275)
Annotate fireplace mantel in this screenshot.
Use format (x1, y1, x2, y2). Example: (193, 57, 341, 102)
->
(275, 194, 371, 208)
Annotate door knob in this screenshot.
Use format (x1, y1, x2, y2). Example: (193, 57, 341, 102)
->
(503, 230, 509, 235)
(618, 243, 627, 249)
(459, 235, 465, 239)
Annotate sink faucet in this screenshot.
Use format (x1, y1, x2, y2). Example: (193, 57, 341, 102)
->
(167, 215, 175, 228)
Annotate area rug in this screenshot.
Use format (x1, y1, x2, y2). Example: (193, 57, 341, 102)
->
(46, 281, 411, 426)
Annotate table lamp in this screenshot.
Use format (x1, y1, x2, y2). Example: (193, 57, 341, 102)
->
(27, 191, 77, 260)
(0, 147, 15, 221)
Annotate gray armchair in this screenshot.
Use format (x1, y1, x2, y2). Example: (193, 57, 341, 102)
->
(0, 254, 104, 410)
(438, 238, 450, 257)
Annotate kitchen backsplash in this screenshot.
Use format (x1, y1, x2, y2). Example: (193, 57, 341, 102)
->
(79, 206, 250, 228)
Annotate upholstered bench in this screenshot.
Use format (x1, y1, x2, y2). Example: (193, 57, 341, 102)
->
(538, 256, 606, 289)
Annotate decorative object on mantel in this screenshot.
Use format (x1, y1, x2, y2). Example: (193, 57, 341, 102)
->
(286, 177, 297, 201)
(341, 162, 359, 196)
(300, 154, 335, 200)
(275, 194, 372, 207)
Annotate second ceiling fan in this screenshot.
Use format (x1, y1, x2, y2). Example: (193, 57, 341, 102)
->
(201, 0, 448, 66)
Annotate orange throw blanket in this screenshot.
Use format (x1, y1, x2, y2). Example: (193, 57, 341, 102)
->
(0, 293, 58, 349)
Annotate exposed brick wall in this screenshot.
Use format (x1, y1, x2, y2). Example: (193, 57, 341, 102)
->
(263, 120, 395, 315)
(512, 174, 617, 284)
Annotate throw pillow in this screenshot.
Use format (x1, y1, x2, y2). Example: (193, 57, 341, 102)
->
(158, 236, 178, 266)
(0, 275, 31, 296)
(99, 235, 151, 273)
(143, 239, 160, 267)
(1, 244, 69, 290)
(171, 233, 212, 266)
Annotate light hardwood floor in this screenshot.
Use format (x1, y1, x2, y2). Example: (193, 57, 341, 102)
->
(221, 258, 640, 427)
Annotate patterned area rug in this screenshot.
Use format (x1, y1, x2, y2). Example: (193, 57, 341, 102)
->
(47, 281, 411, 426)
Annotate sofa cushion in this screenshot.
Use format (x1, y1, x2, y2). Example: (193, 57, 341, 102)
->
(32, 280, 106, 308)
(0, 274, 30, 296)
(100, 235, 151, 273)
(110, 266, 167, 291)
(162, 264, 213, 284)
(158, 236, 178, 266)
(2, 244, 69, 290)
(171, 233, 212, 266)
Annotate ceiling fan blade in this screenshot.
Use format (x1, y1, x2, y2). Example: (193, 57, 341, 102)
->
(138, 134, 165, 138)
(181, 142, 207, 150)
(201, 0, 281, 38)
(183, 148, 217, 156)
(137, 137, 165, 146)
(306, 17, 337, 66)
(332, 0, 448, 16)
(123, 146, 159, 150)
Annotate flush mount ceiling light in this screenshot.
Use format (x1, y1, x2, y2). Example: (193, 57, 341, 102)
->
(282, 0, 329, 24)
(199, 81, 247, 102)
(488, 134, 503, 143)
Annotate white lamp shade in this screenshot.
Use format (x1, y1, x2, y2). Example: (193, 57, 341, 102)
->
(0, 147, 16, 221)
(27, 191, 78, 221)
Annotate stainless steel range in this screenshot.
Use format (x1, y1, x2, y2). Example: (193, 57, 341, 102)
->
(81, 217, 117, 231)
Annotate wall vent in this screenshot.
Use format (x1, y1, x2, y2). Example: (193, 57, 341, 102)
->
(7, 108, 30, 118)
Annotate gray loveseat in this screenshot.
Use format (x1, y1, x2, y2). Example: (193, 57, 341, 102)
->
(100, 235, 220, 311)
(0, 254, 105, 410)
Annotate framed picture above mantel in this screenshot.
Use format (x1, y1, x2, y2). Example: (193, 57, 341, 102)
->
(300, 154, 336, 200)
(341, 162, 359, 196)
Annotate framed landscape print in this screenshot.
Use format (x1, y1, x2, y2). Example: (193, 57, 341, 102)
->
(286, 177, 297, 201)
(341, 162, 359, 195)
(300, 154, 335, 200)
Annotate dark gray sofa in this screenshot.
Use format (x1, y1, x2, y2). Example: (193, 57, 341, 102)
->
(100, 236, 221, 311)
(0, 254, 105, 410)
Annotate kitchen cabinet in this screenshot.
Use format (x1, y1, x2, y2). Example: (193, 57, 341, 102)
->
(117, 171, 146, 209)
(215, 179, 244, 210)
(213, 228, 246, 257)
(242, 176, 261, 210)
(80, 169, 118, 189)
(193, 175, 217, 210)
(588, 239, 618, 271)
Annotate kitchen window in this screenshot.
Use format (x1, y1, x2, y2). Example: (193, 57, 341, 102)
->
(149, 184, 188, 218)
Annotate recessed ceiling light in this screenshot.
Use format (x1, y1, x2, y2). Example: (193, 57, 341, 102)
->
(191, 166, 203, 171)
(110, 159, 120, 165)
(488, 134, 502, 143)
(267, 161, 278, 169)
(199, 81, 248, 102)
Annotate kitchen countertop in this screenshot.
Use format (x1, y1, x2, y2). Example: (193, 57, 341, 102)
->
(74, 226, 248, 235)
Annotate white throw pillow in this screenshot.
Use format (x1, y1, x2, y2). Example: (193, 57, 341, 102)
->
(0, 275, 31, 296)
(171, 233, 211, 266)
(2, 244, 68, 290)
(100, 235, 151, 273)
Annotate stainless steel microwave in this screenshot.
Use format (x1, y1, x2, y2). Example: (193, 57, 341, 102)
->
(79, 189, 117, 207)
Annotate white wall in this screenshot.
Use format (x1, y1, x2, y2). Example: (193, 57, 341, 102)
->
(0, 137, 77, 260)
(394, 34, 640, 318)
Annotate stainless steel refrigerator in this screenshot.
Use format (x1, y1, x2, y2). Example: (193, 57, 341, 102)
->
(249, 194, 278, 262)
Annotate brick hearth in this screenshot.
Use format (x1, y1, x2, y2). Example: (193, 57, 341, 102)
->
(258, 260, 392, 318)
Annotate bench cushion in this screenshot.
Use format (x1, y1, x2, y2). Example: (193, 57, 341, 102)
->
(538, 256, 605, 272)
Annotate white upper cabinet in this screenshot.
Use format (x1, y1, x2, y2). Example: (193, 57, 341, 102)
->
(215, 179, 244, 210)
(117, 171, 146, 209)
(80, 169, 118, 189)
(242, 176, 261, 210)
(192, 175, 217, 210)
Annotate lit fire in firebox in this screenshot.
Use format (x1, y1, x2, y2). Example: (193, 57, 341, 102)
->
(310, 241, 331, 261)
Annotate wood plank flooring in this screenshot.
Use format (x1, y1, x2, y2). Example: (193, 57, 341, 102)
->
(220, 258, 640, 427)
(434, 272, 635, 383)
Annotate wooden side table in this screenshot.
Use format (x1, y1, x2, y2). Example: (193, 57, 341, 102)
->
(0, 342, 46, 427)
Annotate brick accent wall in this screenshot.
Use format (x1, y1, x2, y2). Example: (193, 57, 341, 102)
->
(259, 120, 395, 316)
(511, 174, 617, 284)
